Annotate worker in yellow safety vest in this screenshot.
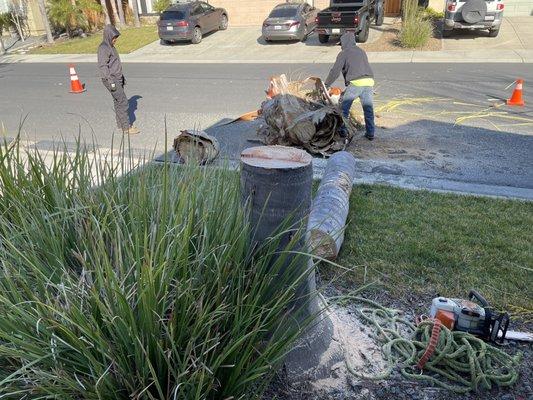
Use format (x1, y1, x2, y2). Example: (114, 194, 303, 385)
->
(325, 32, 375, 140)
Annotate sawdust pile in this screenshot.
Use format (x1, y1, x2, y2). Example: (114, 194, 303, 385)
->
(311, 307, 388, 394)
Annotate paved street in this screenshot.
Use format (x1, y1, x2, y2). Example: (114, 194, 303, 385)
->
(0, 62, 532, 198)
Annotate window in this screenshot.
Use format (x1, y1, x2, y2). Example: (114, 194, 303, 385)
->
(201, 2, 214, 12)
(268, 7, 298, 18)
(191, 5, 203, 15)
(161, 10, 186, 20)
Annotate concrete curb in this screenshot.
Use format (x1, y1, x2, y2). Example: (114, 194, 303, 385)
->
(2, 49, 533, 64)
(311, 158, 533, 201)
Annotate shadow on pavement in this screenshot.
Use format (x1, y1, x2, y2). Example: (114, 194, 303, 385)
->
(158, 117, 532, 191)
(128, 95, 143, 124)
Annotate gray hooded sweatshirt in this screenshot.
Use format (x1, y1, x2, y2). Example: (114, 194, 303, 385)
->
(97, 25, 123, 84)
(325, 32, 374, 88)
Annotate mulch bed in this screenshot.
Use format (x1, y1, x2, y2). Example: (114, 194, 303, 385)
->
(361, 20, 442, 52)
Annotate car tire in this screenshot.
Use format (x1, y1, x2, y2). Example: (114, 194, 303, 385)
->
(318, 33, 329, 43)
(442, 28, 452, 38)
(301, 24, 309, 42)
(488, 27, 500, 37)
(219, 14, 228, 30)
(461, 0, 487, 24)
(191, 27, 202, 44)
(356, 18, 369, 43)
(160, 39, 170, 45)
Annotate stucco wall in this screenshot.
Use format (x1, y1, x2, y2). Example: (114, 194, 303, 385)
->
(211, 0, 330, 26)
(26, 0, 45, 36)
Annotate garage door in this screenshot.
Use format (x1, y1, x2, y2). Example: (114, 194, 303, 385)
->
(505, 0, 533, 16)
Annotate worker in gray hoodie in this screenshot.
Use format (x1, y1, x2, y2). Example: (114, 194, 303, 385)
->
(97, 24, 140, 135)
(325, 32, 375, 140)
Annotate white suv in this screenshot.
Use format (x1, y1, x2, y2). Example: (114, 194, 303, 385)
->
(443, 0, 504, 37)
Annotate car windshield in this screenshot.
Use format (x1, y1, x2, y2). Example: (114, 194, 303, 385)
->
(269, 7, 298, 18)
(161, 10, 186, 20)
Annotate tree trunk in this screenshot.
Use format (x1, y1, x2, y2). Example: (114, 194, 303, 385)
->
(0, 36, 5, 55)
(130, 0, 141, 28)
(307, 151, 356, 260)
(100, 0, 111, 24)
(109, 0, 121, 26)
(11, 14, 25, 42)
(36, 0, 54, 43)
(116, 0, 126, 26)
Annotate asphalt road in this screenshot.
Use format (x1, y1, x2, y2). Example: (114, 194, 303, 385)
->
(0, 62, 532, 196)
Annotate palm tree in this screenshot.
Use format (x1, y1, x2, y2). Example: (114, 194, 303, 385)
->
(130, 0, 140, 28)
(116, 0, 126, 26)
(36, 0, 54, 43)
(99, 0, 110, 24)
(109, 0, 121, 26)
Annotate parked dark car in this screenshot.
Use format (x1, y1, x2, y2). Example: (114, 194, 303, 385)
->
(316, 0, 383, 44)
(158, 1, 228, 44)
(262, 2, 319, 42)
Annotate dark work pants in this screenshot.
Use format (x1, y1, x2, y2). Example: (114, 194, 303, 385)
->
(102, 79, 129, 131)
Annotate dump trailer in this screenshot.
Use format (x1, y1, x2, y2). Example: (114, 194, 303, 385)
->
(315, 0, 384, 43)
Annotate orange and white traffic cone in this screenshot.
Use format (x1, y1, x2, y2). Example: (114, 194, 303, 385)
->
(506, 79, 524, 106)
(69, 64, 86, 94)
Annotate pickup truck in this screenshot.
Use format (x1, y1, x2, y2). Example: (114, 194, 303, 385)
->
(315, 0, 384, 44)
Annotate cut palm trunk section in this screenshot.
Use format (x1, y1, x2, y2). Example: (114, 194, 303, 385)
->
(307, 151, 357, 260)
(173, 130, 219, 165)
(258, 75, 350, 157)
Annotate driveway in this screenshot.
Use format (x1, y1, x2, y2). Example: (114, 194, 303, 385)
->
(442, 16, 533, 50)
(128, 21, 384, 63)
(122, 16, 533, 63)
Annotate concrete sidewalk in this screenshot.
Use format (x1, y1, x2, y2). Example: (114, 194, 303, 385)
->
(2, 48, 532, 64)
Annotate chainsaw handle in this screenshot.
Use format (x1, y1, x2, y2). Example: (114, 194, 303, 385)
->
(469, 290, 490, 308)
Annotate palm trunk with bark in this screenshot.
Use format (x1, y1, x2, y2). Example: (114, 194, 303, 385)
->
(116, 0, 126, 27)
(100, 0, 111, 24)
(130, 0, 141, 28)
(109, 0, 121, 26)
(36, 0, 54, 43)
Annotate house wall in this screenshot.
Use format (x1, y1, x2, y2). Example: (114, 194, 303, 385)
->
(211, 0, 329, 26)
(505, 0, 533, 15)
(25, 0, 45, 36)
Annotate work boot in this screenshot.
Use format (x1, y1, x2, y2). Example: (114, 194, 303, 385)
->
(365, 133, 374, 141)
(123, 125, 140, 135)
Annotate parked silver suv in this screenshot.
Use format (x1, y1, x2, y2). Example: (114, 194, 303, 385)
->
(443, 0, 504, 37)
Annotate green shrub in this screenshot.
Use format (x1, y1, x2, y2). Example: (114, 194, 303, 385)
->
(0, 140, 310, 399)
(153, 0, 171, 14)
(399, 0, 434, 48)
(423, 7, 445, 20)
(48, 0, 88, 36)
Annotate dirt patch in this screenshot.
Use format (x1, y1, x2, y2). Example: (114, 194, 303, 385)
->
(361, 21, 442, 52)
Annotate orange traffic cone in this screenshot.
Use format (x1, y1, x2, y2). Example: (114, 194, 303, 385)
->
(506, 79, 524, 106)
(69, 64, 86, 94)
(266, 77, 277, 99)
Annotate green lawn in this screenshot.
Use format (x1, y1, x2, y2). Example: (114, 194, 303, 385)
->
(31, 25, 158, 54)
(332, 185, 533, 315)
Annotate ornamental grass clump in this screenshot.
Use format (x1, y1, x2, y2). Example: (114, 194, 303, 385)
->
(399, 0, 434, 48)
(0, 139, 310, 399)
